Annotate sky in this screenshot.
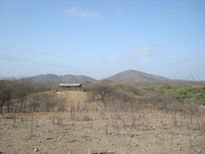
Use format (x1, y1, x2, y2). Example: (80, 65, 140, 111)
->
(0, 0, 205, 80)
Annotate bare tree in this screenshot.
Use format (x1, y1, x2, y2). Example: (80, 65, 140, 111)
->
(0, 85, 11, 114)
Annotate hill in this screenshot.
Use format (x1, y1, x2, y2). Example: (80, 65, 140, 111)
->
(106, 70, 170, 83)
(26, 74, 97, 84)
(4, 69, 204, 85)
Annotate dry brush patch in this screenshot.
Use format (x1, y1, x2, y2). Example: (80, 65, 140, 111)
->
(1, 80, 205, 153)
(0, 107, 205, 154)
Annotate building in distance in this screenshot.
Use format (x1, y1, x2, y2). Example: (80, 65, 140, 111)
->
(58, 83, 82, 91)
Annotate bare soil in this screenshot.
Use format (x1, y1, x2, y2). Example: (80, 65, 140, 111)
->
(0, 91, 205, 154)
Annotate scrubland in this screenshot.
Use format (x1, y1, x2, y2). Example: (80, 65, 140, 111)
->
(0, 80, 205, 154)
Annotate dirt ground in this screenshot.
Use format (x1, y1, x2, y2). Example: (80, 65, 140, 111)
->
(0, 91, 205, 154)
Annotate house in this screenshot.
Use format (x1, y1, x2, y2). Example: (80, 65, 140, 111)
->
(58, 83, 82, 91)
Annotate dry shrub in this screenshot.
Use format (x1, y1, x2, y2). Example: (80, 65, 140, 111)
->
(85, 80, 201, 122)
(141, 91, 200, 115)
(51, 117, 63, 126)
(0, 79, 53, 114)
(28, 92, 67, 112)
(85, 80, 140, 109)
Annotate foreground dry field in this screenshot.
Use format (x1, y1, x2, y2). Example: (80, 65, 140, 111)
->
(0, 91, 205, 154)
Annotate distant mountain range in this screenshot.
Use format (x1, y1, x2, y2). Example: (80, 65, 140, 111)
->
(25, 74, 97, 84)
(22, 69, 171, 84)
(106, 70, 170, 83)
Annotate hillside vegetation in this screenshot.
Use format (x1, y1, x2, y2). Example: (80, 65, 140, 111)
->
(0, 80, 53, 113)
(85, 80, 204, 114)
(140, 86, 205, 105)
(1, 79, 205, 114)
(1, 80, 205, 153)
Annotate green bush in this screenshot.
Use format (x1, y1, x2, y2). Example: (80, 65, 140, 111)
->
(139, 86, 205, 104)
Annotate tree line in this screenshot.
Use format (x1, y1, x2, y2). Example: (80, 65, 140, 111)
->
(0, 79, 52, 114)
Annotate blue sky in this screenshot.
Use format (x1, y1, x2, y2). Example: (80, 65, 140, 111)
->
(0, 0, 205, 80)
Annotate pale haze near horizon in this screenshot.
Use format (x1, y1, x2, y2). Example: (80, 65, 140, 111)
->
(0, 0, 205, 80)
